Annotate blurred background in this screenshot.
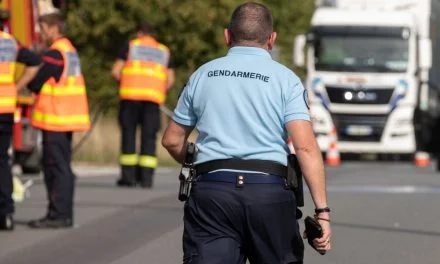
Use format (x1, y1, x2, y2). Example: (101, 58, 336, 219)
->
(2, 1, 440, 264)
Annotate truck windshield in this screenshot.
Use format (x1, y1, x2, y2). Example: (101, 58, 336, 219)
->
(314, 35, 409, 73)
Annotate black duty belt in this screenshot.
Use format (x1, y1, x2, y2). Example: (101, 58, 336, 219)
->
(195, 159, 287, 178)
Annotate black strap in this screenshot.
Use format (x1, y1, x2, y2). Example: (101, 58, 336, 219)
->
(195, 159, 287, 178)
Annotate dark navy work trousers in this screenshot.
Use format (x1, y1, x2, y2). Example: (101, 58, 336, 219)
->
(183, 171, 304, 264)
(119, 100, 160, 183)
(42, 130, 75, 219)
(0, 117, 13, 215)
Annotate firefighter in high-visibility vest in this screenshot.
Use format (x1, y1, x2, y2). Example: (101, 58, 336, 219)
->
(26, 13, 90, 229)
(111, 22, 175, 188)
(0, 31, 41, 231)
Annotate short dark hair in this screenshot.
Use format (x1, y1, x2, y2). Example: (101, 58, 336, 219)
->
(228, 2, 273, 45)
(38, 12, 64, 32)
(136, 21, 155, 35)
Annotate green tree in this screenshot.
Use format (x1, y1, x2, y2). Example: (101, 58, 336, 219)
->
(66, 0, 315, 111)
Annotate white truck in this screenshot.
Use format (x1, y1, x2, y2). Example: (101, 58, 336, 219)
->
(294, 0, 440, 158)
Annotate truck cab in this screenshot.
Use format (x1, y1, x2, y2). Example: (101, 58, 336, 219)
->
(295, 0, 440, 157)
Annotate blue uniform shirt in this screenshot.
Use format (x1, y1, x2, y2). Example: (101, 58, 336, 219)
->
(173, 46, 310, 166)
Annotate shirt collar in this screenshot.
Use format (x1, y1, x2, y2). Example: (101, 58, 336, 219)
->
(227, 46, 272, 58)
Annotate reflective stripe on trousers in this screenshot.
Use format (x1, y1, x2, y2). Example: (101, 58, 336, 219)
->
(120, 154, 139, 166)
(120, 154, 157, 168)
(138, 155, 158, 168)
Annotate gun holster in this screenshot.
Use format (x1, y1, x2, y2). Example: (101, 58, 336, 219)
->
(286, 154, 304, 207)
(178, 143, 197, 202)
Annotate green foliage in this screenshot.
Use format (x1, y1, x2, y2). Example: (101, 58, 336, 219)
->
(66, 0, 314, 110)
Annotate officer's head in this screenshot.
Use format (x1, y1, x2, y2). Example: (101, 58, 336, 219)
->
(225, 2, 276, 50)
(136, 21, 156, 38)
(38, 12, 65, 47)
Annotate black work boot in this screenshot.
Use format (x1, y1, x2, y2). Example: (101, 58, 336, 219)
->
(28, 216, 73, 229)
(116, 166, 137, 187)
(0, 214, 14, 231)
(138, 168, 154, 188)
(116, 178, 137, 187)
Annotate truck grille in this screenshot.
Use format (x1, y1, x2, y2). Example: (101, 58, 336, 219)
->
(332, 114, 388, 142)
(326, 86, 394, 105)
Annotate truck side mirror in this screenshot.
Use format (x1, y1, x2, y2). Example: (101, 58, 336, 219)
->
(419, 39, 432, 69)
(293, 34, 306, 68)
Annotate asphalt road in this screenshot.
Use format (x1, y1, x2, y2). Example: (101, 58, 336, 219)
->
(1, 161, 440, 264)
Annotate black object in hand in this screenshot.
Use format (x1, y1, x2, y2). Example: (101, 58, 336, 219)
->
(178, 143, 196, 201)
(304, 216, 326, 255)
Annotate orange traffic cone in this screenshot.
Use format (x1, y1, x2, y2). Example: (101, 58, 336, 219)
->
(414, 151, 430, 167)
(287, 137, 295, 154)
(326, 126, 341, 166)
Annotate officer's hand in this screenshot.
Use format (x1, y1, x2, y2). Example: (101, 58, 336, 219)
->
(314, 214, 332, 253)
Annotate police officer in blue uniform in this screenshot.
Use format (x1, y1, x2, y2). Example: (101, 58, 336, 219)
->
(162, 2, 332, 263)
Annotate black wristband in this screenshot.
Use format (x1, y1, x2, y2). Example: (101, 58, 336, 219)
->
(315, 207, 331, 214)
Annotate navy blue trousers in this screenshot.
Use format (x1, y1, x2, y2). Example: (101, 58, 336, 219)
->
(118, 100, 160, 183)
(0, 118, 13, 215)
(183, 171, 304, 264)
(42, 130, 75, 219)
